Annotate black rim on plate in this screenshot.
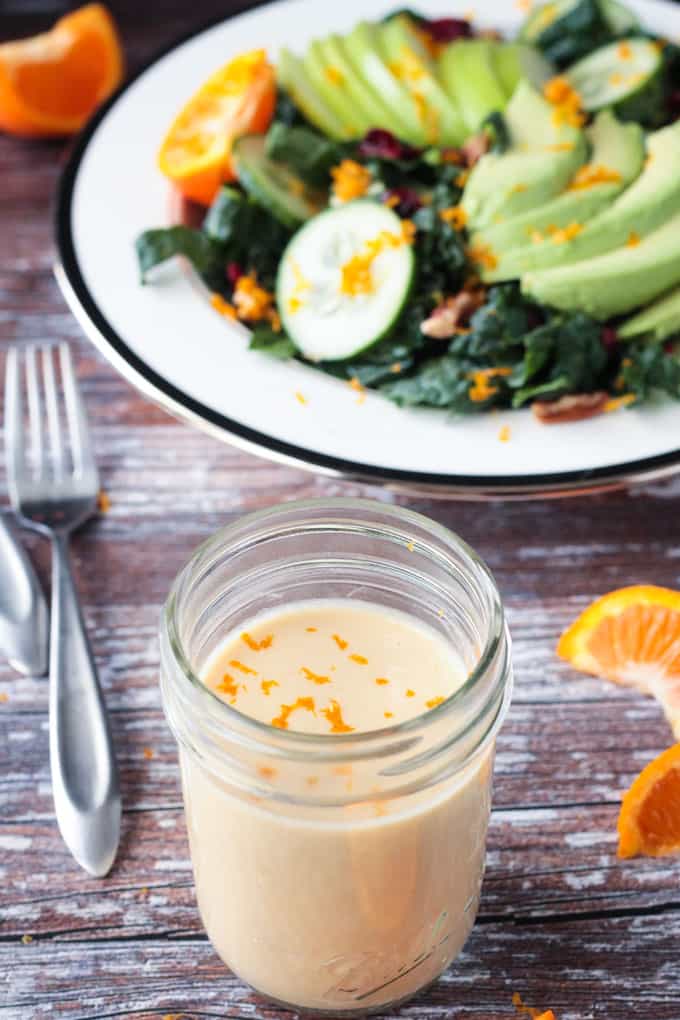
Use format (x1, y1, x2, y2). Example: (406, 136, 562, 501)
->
(54, 0, 680, 499)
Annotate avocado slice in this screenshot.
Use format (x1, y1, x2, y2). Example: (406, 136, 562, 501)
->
(461, 82, 587, 230)
(303, 40, 370, 138)
(492, 42, 555, 97)
(481, 119, 680, 275)
(278, 49, 350, 141)
(522, 210, 680, 319)
(438, 40, 509, 134)
(619, 286, 680, 342)
(377, 14, 467, 145)
(342, 21, 431, 145)
(315, 34, 397, 136)
(477, 111, 644, 278)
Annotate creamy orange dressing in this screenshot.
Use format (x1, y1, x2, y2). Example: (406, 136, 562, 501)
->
(183, 599, 496, 1011)
(202, 600, 465, 733)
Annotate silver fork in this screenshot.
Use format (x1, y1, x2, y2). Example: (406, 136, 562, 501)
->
(5, 342, 120, 877)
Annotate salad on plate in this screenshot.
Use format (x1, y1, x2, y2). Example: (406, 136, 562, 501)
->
(136, 0, 680, 425)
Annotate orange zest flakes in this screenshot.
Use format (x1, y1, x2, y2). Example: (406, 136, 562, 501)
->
(325, 65, 344, 85)
(339, 222, 416, 299)
(271, 696, 316, 730)
(515, 0, 532, 9)
(210, 292, 237, 319)
(241, 632, 273, 652)
(627, 231, 641, 247)
(455, 169, 470, 187)
(321, 699, 355, 733)
(498, 424, 511, 442)
(544, 141, 575, 152)
(348, 376, 366, 404)
(301, 666, 331, 685)
(257, 765, 277, 780)
(467, 366, 512, 402)
(440, 205, 467, 230)
(331, 159, 372, 202)
(216, 673, 239, 698)
(509, 183, 527, 194)
(349, 653, 368, 665)
(466, 241, 498, 271)
(306, 775, 319, 786)
(232, 272, 278, 327)
(332, 634, 348, 650)
(375, 677, 390, 686)
(384, 711, 394, 719)
(230, 659, 257, 676)
(286, 259, 312, 315)
(97, 489, 111, 513)
(550, 222, 583, 244)
(543, 75, 585, 128)
(426, 696, 445, 709)
(0, 692, 8, 703)
(618, 40, 633, 59)
(406, 689, 416, 698)
(261, 679, 279, 695)
(609, 71, 625, 85)
(567, 163, 622, 191)
(306, 626, 317, 633)
(295, 391, 308, 405)
(604, 393, 635, 413)
(390, 361, 403, 374)
(143, 747, 154, 760)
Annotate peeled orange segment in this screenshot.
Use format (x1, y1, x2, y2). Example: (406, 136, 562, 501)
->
(558, 585, 680, 738)
(157, 49, 276, 206)
(0, 3, 123, 138)
(618, 743, 680, 858)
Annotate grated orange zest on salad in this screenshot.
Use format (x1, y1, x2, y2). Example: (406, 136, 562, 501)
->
(567, 163, 622, 191)
(440, 205, 467, 229)
(468, 367, 512, 402)
(550, 222, 583, 244)
(467, 242, 498, 271)
(321, 699, 355, 733)
(331, 159, 372, 202)
(627, 231, 641, 246)
(325, 65, 344, 86)
(618, 40, 633, 59)
(210, 293, 237, 318)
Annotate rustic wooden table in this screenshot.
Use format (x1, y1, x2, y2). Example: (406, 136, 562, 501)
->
(1, 3, 680, 1018)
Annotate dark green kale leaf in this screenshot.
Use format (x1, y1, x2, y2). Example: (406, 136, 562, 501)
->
(621, 342, 680, 401)
(265, 123, 344, 187)
(450, 284, 538, 361)
(510, 312, 608, 406)
(249, 325, 297, 360)
(135, 226, 222, 282)
(379, 355, 473, 409)
(203, 186, 291, 291)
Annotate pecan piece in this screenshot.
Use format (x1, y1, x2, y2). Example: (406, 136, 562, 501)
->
(461, 131, 491, 167)
(532, 391, 608, 424)
(421, 289, 485, 338)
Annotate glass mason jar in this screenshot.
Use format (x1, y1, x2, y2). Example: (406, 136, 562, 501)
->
(160, 499, 512, 1016)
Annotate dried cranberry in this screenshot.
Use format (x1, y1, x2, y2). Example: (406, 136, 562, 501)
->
(526, 307, 545, 330)
(423, 17, 473, 42)
(382, 187, 423, 217)
(226, 261, 243, 285)
(357, 129, 421, 162)
(667, 89, 680, 122)
(601, 325, 619, 350)
(665, 339, 676, 354)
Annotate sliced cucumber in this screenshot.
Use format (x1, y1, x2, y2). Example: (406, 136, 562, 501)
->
(233, 136, 325, 229)
(277, 201, 415, 362)
(519, 0, 609, 65)
(566, 38, 663, 115)
(599, 0, 640, 35)
(277, 49, 349, 141)
(493, 42, 555, 97)
(438, 40, 508, 134)
(520, 0, 583, 44)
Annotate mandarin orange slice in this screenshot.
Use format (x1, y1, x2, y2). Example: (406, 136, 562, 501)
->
(618, 743, 680, 858)
(557, 585, 680, 738)
(157, 49, 276, 206)
(0, 4, 123, 138)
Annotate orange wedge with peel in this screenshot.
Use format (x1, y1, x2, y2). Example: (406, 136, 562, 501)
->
(0, 4, 123, 138)
(157, 49, 276, 206)
(558, 585, 680, 738)
(618, 742, 680, 858)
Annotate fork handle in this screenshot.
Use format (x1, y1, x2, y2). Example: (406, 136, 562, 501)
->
(49, 531, 121, 877)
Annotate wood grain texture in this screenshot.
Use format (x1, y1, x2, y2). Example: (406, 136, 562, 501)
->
(2, 2, 680, 1018)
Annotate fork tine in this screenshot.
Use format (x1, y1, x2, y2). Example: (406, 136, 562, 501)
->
(41, 344, 65, 479)
(4, 347, 26, 494)
(58, 342, 97, 481)
(25, 345, 45, 479)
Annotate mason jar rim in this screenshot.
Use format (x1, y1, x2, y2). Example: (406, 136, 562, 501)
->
(161, 498, 510, 765)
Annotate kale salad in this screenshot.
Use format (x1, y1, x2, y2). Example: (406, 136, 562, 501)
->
(137, 0, 680, 424)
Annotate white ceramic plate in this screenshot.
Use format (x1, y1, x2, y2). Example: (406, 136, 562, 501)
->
(55, 0, 680, 497)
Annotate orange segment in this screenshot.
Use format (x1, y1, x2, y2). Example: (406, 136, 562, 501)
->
(618, 743, 680, 858)
(557, 585, 680, 738)
(157, 49, 276, 206)
(0, 4, 123, 138)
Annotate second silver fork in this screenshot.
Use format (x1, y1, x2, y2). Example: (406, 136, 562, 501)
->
(5, 343, 120, 877)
